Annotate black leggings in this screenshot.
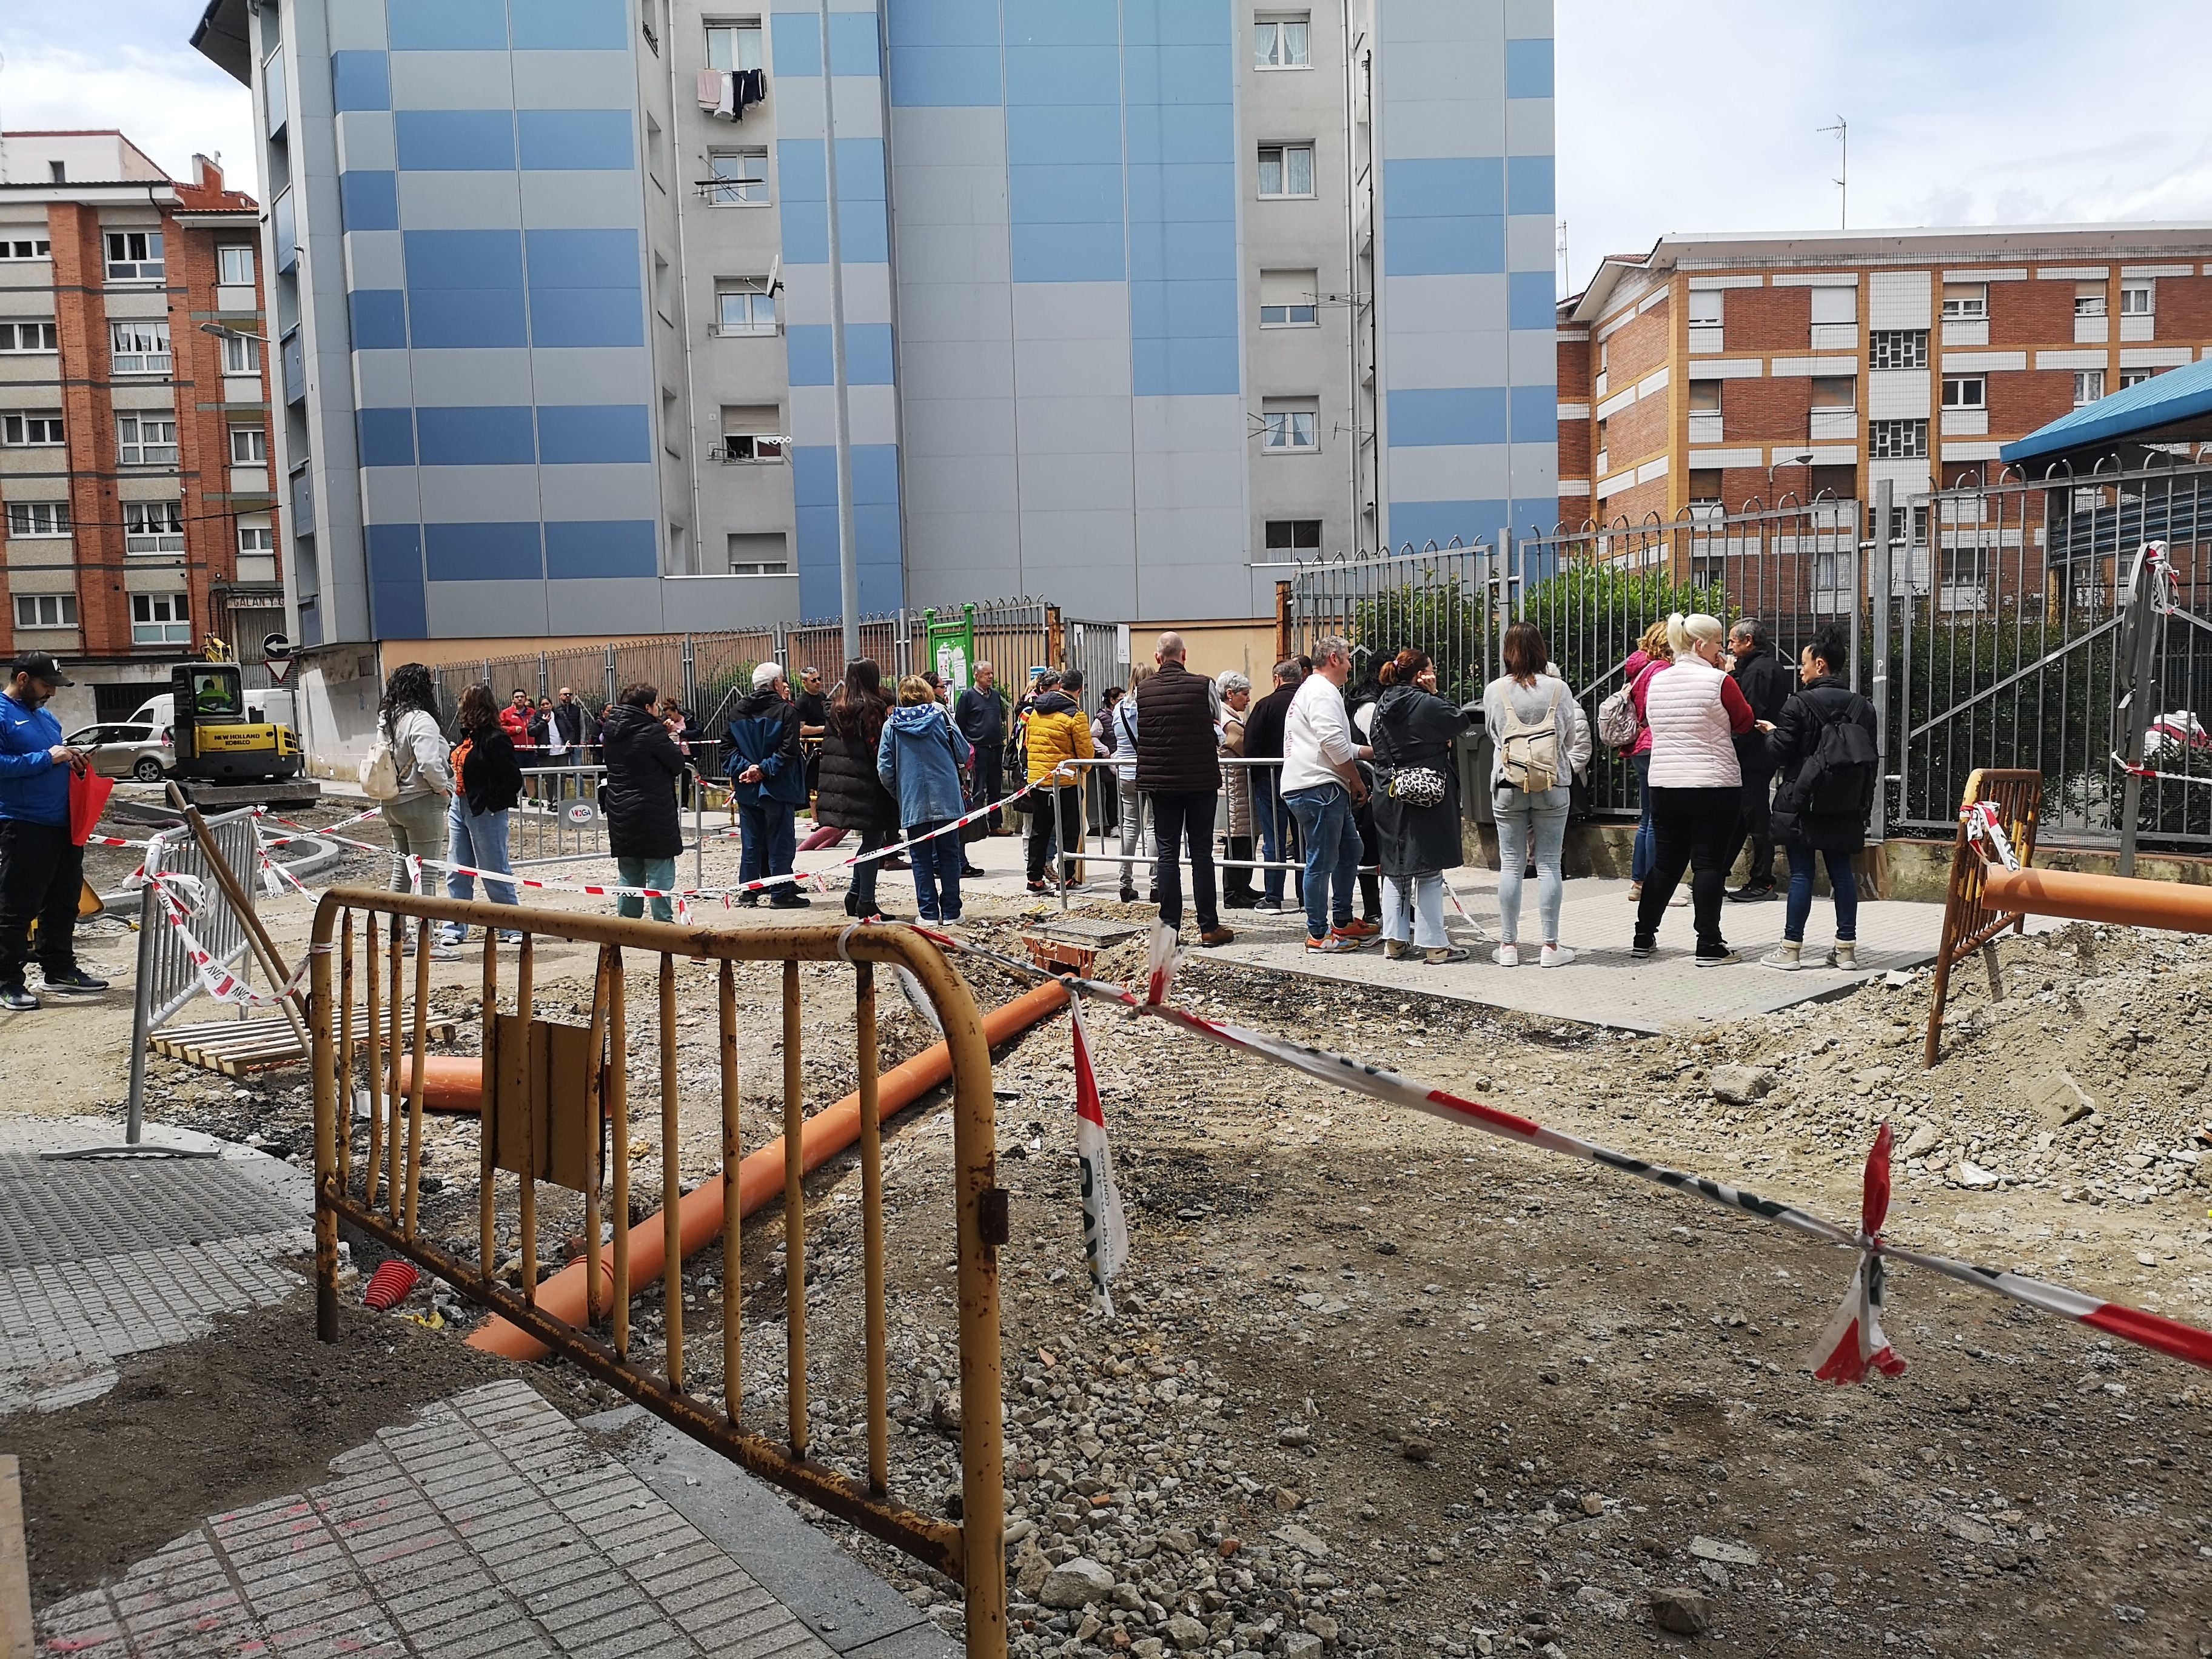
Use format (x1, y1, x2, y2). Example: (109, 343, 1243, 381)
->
(1635, 786, 1741, 951)
(1026, 786, 1083, 882)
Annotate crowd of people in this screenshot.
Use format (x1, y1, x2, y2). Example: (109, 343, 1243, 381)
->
(358, 609, 1875, 971)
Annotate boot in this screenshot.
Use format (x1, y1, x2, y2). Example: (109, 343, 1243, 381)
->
(1761, 940, 1803, 971)
(1828, 940, 1858, 970)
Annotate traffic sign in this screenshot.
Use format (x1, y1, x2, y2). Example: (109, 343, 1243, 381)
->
(265, 657, 292, 683)
(261, 632, 293, 661)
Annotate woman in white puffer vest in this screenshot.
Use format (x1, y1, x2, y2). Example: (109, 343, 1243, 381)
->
(1631, 612, 1761, 965)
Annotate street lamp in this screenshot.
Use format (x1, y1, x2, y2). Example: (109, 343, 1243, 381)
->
(199, 321, 271, 344)
(1768, 449, 1814, 500)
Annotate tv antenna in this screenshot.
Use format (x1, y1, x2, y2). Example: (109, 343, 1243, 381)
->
(1818, 116, 1847, 228)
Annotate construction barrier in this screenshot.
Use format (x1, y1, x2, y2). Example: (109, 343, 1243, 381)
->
(1922, 769, 2043, 1067)
(308, 891, 1010, 1659)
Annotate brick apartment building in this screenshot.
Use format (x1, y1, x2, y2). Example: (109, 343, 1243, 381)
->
(1555, 226, 2212, 565)
(0, 132, 280, 729)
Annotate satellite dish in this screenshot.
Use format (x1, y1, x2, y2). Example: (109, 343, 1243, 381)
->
(766, 254, 781, 294)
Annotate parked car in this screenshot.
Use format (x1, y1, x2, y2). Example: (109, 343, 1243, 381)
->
(65, 722, 172, 782)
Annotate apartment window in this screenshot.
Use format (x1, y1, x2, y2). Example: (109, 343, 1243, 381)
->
(1687, 289, 1722, 327)
(2120, 367, 2156, 389)
(1261, 398, 1318, 450)
(1259, 268, 1318, 327)
(230, 426, 269, 464)
(1264, 519, 1322, 555)
(130, 592, 192, 645)
(13, 593, 77, 629)
(0, 323, 57, 353)
(218, 244, 256, 285)
(1594, 415, 1608, 455)
(2073, 369, 2105, 406)
(110, 320, 172, 375)
(1868, 329, 1928, 370)
(221, 332, 261, 374)
(117, 414, 180, 466)
(716, 284, 777, 335)
(104, 230, 165, 282)
(1686, 379, 1721, 414)
(1688, 468, 1723, 505)
(705, 20, 765, 72)
(2120, 281, 2154, 317)
(1809, 286, 1857, 325)
(1254, 13, 1310, 68)
(1868, 418, 1927, 460)
(238, 525, 275, 556)
(1811, 375, 1856, 411)
(2074, 283, 2106, 318)
(1257, 143, 1315, 198)
(6, 501, 71, 538)
(726, 532, 788, 575)
(717, 432, 786, 462)
(1941, 283, 1987, 320)
(1940, 375, 1986, 410)
(0, 238, 52, 261)
(706, 148, 769, 206)
(1808, 463, 1857, 502)
(124, 501, 186, 554)
(1, 414, 64, 446)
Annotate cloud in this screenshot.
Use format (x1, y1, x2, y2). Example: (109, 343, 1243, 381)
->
(1558, 0, 2212, 293)
(0, 33, 258, 196)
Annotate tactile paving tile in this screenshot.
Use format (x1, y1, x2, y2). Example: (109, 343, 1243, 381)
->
(0, 1154, 307, 1270)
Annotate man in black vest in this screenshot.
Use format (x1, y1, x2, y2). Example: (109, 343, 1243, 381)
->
(1723, 617, 1793, 901)
(954, 660, 1007, 834)
(1133, 632, 1234, 948)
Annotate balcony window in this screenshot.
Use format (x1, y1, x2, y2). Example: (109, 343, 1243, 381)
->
(1259, 268, 1318, 327)
(230, 426, 269, 464)
(218, 244, 256, 286)
(6, 501, 70, 538)
(717, 432, 786, 461)
(706, 149, 769, 206)
(110, 321, 172, 376)
(715, 285, 776, 335)
(0, 413, 64, 446)
(2120, 281, 2153, 316)
(1261, 399, 1318, 450)
(13, 593, 78, 629)
(223, 333, 261, 374)
(2074, 369, 2105, 406)
(705, 20, 764, 72)
(117, 414, 179, 466)
(124, 501, 186, 554)
(104, 230, 165, 282)
(2074, 283, 2106, 318)
(1255, 14, 1310, 68)
(1941, 375, 1985, 409)
(0, 323, 57, 354)
(239, 525, 275, 556)
(131, 592, 192, 645)
(1257, 143, 1315, 198)
(1940, 283, 1986, 320)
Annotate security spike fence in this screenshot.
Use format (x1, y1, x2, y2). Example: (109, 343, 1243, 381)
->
(1286, 458, 2212, 852)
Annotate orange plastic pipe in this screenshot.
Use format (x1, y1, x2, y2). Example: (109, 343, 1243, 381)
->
(1982, 863, 2212, 933)
(395, 1054, 485, 1114)
(468, 979, 1070, 1361)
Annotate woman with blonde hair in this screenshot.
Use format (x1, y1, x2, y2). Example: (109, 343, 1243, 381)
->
(1621, 617, 1674, 902)
(1483, 625, 1590, 966)
(1632, 612, 1760, 965)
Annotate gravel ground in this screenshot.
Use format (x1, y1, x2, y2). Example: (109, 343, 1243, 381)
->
(74, 797, 2212, 1655)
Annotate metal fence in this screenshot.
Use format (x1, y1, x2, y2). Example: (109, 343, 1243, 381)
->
(1284, 538, 1515, 709)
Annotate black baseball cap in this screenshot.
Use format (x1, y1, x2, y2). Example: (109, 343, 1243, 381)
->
(10, 652, 71, 686)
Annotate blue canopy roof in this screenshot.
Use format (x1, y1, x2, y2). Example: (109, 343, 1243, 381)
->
(2000, 354, 2212, 466)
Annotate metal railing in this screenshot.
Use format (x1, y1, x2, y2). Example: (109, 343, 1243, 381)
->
(309, 893, 1008, 1658)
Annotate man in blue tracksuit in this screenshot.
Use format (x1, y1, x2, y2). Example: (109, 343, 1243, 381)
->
(1, 652, 107, 1009)
(723, 660, 811, 909)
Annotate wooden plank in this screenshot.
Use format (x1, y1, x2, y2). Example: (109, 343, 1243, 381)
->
(0, 1455, 30, 1659)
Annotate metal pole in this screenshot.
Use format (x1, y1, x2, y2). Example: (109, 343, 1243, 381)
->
(1869, 480, 1892, 844)
(124, 883, 159, 1144)
(818, 0, 861, 666)
(2117, 546, 2160, 878)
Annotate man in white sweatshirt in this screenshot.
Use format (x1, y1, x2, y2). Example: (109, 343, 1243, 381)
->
(1278, 637, 1376, 951)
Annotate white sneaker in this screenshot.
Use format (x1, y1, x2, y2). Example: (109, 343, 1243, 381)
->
(1539, 944, 1575, 968)
(1253, 900, 1284, 914)
(1762, 942, 1805, 971)
(1491, 943, 1520, 967)
(1668, 890, 1690, 908)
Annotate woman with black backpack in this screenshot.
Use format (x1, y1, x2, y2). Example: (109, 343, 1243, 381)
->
(1761, 625, 1878, 971)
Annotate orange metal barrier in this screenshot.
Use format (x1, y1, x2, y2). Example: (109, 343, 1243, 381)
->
(309, 890, 1008, 1659)
(1923, 769, 2043, 1068)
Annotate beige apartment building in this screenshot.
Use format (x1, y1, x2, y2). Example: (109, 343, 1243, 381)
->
(1555, 225, 2212, 545)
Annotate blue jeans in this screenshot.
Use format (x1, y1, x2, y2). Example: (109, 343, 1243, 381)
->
(1785, 843, 1859, 943)
(907, 820, 962, 922)
(441, 798, 516, 937)
(1631, 751, 1655, 884)
(1494, 794, 1569, 946)
(617, 856, 675, 922)
(737, 800, 796, 890)
(1284, 783, 1360, 940)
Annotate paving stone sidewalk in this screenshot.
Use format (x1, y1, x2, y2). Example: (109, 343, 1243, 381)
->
(37, 1379, 859, 1659)
(0, 1118, 310, 1413)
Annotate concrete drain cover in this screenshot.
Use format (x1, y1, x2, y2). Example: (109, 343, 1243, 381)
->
(0, 1154, 306, 1270)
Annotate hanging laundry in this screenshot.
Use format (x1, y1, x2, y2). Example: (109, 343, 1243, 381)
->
(732, 68, 766, 120)
(694, 67, 725, 115)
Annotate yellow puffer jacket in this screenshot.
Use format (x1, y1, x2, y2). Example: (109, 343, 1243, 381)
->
(1023, 691, 1096, 785)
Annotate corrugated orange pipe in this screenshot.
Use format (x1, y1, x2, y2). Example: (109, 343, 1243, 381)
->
(1981, 863, 2212, 933)
(468, 979, 1069, 1361)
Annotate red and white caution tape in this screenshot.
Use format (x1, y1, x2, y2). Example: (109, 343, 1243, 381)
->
(1070, 996, 1130, 1316)
(896, 918, 2212, 1382)
(1809, 1122, 1907, 1384)
(141, 846, 320, 1009)
(1961, 800, 2022, 871)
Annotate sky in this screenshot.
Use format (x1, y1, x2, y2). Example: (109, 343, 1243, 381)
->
(5, 1, 2212, 295)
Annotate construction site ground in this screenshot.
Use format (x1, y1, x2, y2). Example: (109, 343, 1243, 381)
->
(7, 793, 2211, 1658)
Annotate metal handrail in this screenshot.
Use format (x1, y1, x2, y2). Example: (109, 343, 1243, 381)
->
(308, 893, 1008, 1658)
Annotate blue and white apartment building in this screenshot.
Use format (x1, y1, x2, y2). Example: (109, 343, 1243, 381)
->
(190, 0, 1556, 657)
